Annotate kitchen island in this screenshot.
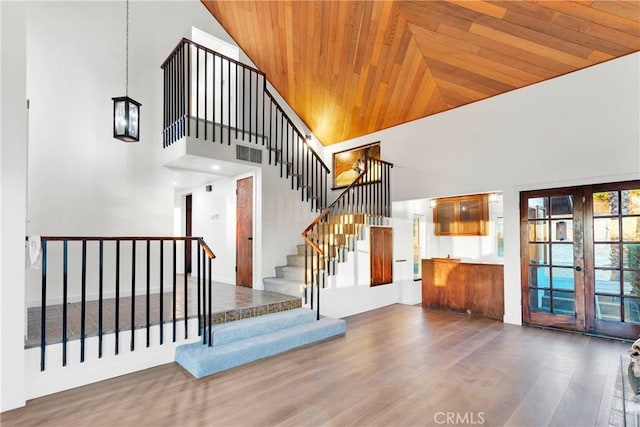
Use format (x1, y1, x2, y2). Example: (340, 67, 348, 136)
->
(421, 258, 504, 320)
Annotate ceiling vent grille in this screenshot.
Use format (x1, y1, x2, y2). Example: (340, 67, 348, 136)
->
(236, 145, 262, 164)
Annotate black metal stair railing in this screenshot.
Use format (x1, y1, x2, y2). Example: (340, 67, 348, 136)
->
(33, 236, 215, 371)
(161, 38, 329, 211)
(301, 157, 393, 319)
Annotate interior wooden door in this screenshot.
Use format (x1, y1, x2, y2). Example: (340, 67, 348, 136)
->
(371, 226, 392, 286)
(236, 177, 253, 287)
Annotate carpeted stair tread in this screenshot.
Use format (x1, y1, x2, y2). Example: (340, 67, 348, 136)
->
(176, 317, 346, 378)
(210, 307, 316, 346)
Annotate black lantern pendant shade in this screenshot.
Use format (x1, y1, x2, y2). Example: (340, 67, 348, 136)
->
(113, 0, 140, 143)
(112, 96, 141, 142)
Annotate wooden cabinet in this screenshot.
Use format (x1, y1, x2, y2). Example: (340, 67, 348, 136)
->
(422, 259, 504, 320)
(370, 227, 392, 286)
(434, 194, 489, 236)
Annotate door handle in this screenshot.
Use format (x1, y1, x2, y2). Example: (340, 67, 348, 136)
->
(575, 266, 582, 272)
(248, 237, 253, 241)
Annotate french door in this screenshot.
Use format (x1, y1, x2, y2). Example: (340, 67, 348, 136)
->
(521, 180, 640, 340)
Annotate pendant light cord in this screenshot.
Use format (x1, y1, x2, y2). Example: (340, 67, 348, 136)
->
(125, 0, 129, 97)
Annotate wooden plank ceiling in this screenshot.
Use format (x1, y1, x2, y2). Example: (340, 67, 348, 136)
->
(202, 1, 640, 146)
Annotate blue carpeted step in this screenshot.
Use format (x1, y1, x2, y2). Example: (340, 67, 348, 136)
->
(176, 317, 346, 379)
(209, 307, 316, 346)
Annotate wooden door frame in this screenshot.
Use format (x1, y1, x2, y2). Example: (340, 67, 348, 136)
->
(520, 186, 586, 332)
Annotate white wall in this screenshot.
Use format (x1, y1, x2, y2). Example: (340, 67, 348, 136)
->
(177, 129, 319, 285)
(26, 1, 232, 238)
(393, 194, 504, 264)
(260, 158, 318, 279)
(1, 1, 28, 413)
(1, 0, 252, 411)
(180, 171, 257, 286)
(326, 53, 640, 325)
(392, 219, 413, 281)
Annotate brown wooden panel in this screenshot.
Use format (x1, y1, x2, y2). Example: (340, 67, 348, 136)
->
(202, 0, 640, 145)
(422, 259, 504, 320)
(370, 226, 393, 286)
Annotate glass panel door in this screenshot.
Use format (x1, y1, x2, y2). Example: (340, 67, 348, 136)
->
(522, 180, 640, 340)
(412, 215, 422, 280)
(590, 184, 640, 339)
(521, 188, 584, 331)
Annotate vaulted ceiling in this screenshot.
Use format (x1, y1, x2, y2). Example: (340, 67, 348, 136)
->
(202, 1, 640, 146)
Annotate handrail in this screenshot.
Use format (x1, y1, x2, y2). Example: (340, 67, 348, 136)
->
(39, 236, 216, 259)
(161, 38, 330, 211)
(263, 88, 329, 174)
(300, 156, 393, 319)
(161, 38, 265, 76)
(301, 156, 392, 252)
(32, 235, 216, 371)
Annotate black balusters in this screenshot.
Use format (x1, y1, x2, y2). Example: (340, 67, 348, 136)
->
(227, 60, 231, 144)
(81, 240, 87, 362)
(212, 52, 216, 143)
(196, 46, 200, 140)
(220, 57, 224, 144)
(62, 241, 68, 366)
(40, 240, 47, 371)
(248, 67, 252, 143)
(184, 240, 188, 340)
(146, 239, 150, 348)
(159, 240, 164, 345)
(207, 257, 212, 347)
(187, 41, 191, 137)
(130, 240, 136, 352)
(235, 63, 239, 140)
(204, 51, 208, 141)
(197, 243, 201, 335)
(115, 240, 120, 354)
(99, 240, 104, 358)
(172, 240, 177, 342)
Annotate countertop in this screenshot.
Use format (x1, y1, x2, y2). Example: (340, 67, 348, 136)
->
(425, 258, 504, 266)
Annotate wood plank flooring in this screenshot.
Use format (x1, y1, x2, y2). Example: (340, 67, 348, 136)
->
(1, 304, 629, 426)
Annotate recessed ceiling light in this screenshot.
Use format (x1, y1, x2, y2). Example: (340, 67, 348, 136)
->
(172, 181, 178, 186)
(211, 165, 221, 171)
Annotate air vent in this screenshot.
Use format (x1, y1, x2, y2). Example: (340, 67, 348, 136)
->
(236, 145, 262, 164)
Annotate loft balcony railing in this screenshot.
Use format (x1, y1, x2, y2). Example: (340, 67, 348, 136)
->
(161, 38, 329, 211)
(31, 236, 215, 371)
(301, 157, 393, 318)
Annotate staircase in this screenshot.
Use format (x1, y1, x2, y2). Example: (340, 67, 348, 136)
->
(263, 244, 308, 298)
(161, 38, 329, 212)
(263, 157, 394, 316)
(162, 39, 351, 376)
(300, 157, 393, 316)
(263, 213, 377, 299)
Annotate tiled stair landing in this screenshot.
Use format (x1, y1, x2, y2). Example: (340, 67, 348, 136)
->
(26, 280, 301, 348)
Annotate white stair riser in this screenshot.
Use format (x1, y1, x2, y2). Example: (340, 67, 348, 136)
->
(275, 265, 306, 281)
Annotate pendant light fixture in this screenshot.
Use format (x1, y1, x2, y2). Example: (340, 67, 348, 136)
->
(112, 0, 141, 142)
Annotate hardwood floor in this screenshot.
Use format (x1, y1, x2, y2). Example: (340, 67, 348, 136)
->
(2, 304, 629, 426)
